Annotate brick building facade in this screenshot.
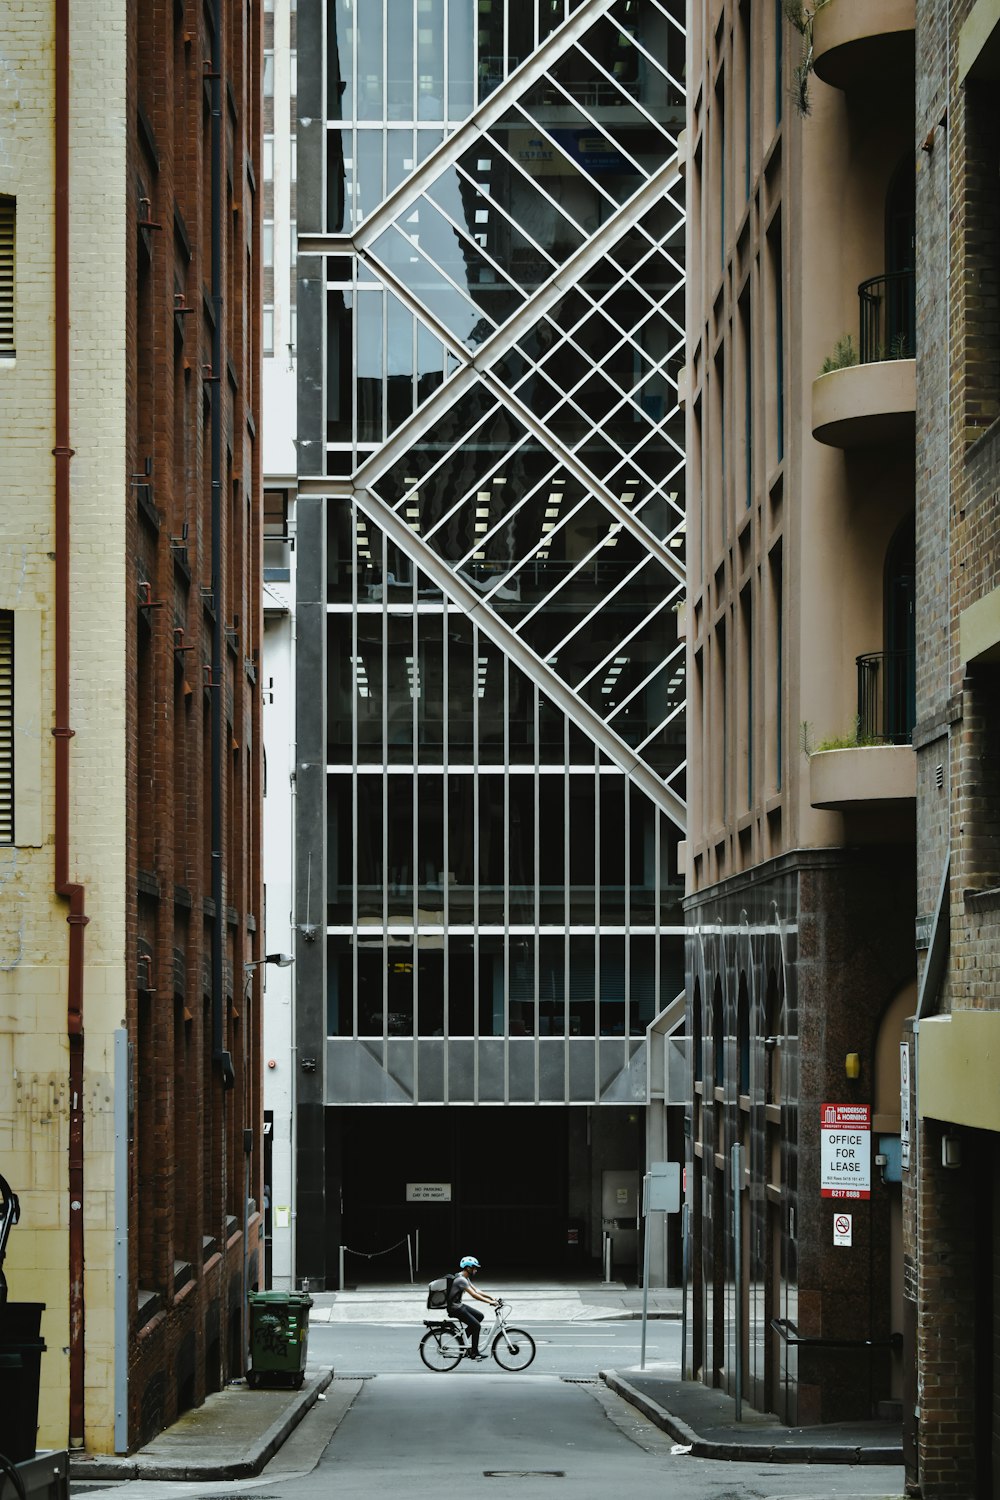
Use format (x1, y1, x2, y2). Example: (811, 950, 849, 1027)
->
(0, 0, 262, 1455)
(911, 2, 1000, 1492)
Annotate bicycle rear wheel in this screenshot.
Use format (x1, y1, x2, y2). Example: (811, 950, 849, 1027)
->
(420, 1327, 465, 1371)
(491, 1326, 536, 1371)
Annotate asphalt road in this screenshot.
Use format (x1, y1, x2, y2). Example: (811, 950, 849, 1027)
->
(70, 1321, 905, 1500)
(306, 1372, 903, 1500)
(309, 1317, 681, 1378)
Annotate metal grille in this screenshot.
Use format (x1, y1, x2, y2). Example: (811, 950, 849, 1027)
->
(0, 197, 14, 355)
(0, 612, 13, 841)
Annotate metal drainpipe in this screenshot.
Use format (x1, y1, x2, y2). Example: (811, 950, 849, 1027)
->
(209, 0, 230, 1095)
(54, 0, 89, 1450)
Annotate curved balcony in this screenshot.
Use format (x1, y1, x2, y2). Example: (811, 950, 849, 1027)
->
(812, 0, 915, 91)
(809, 745, 915, 811)
(813, 270, 916, 447)
(812, 358, 915, 448)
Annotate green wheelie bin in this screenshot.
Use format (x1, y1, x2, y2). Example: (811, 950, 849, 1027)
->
(247, 1290, 313, 1389)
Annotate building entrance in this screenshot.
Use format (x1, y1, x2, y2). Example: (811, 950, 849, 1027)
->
(327, 1104, 645, 1285)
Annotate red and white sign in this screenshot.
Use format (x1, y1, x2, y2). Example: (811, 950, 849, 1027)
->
(820, 1103, 871, 1199)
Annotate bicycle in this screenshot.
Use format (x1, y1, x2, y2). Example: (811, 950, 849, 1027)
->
(419, 1299, 536, 1372)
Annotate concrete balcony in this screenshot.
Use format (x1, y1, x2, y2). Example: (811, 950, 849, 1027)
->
(809, 745, 915, 811)
(811, 358, 915, 449)
(812, 0, 915, 90)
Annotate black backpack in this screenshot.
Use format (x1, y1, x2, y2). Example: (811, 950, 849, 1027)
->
(426, 1273, 455, 1310)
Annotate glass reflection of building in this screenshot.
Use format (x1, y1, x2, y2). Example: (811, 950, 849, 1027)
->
(295, 0, 687, 1280)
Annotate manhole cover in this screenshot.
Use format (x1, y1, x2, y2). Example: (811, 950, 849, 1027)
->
(484, 1473, 565, 1480)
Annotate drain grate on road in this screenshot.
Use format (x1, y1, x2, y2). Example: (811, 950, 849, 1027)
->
(484, 1472, 565, 1480)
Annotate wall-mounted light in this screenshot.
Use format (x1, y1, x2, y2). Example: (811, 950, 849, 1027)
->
(942, 1134, 962, 1169)
(244, 952, 294, 971)
(845, 1053, 860, 1080)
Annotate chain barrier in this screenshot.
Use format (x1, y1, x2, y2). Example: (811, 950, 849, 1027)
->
(338, 1232, 416, 1287)
(341, 1235, 409, 1261)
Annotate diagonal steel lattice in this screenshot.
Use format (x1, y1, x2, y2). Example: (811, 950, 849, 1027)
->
(302, 0, 687, 831)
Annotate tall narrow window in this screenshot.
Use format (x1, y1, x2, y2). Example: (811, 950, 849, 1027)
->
(774, 0, 783, 125)
(0, 612, 12, 842)
(741, 584, 753, 809)
(0, 197, 14, 357)
(739, 285, 753, 508)
(769, 543, 783, 791)
(742, 2, 752, 200)
(767, 216, 784, 463)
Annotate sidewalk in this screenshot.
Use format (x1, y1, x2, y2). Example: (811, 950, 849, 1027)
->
(308, 1278, 683, 1324)
(69, 1369, 346, 1483)
(601, 1364, 903, 1465)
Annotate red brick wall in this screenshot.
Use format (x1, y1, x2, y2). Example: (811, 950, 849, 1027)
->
(124, 0, 262, 1449)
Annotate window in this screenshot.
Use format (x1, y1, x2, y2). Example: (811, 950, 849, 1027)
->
(263, 51, 274, 97)
(0, 197, 14, 357)
(0, 612, 11, 841)
(263, 135, 274, 182)
(263, 305, 274, 355)
(263, 220, 274, 268)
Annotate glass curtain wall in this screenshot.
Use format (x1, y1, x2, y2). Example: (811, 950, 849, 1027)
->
(315, 0, 687, 1105)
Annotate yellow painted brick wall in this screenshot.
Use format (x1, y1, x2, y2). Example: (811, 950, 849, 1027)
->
(0, 1, 128, 1456)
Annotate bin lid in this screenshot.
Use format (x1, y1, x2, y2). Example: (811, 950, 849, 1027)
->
(248, 1290, 313, 1307)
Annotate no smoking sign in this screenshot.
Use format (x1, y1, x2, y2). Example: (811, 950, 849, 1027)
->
(833, 1212, 853, 1247)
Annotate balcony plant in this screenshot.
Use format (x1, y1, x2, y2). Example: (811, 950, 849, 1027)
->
(784, 0, 833, 115)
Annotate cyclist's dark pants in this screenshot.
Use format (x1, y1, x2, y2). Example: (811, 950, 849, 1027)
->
(452, 1304, 484, 1353)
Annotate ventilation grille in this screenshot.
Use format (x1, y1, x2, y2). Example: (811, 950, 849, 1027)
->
(0, 198, 13, 356)
(0, 612, 13, 842)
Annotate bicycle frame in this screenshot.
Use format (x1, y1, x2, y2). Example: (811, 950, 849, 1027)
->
(420, 1299, 536, 1372)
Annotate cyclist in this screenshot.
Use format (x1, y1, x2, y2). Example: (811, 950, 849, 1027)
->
(448, 1255, 498, 1360)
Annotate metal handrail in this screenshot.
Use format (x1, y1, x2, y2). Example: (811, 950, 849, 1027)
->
(771, 1317, 902, 1352)
(858, 269, 916, 364)
(856, 649, 915, 745)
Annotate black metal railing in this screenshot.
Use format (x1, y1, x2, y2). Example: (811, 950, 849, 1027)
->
(857, 649, 915, 745)
(858, 269, 916, 364)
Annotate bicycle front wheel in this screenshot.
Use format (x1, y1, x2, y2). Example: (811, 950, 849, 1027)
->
(491, 1326, 536, 1371)
(420, 1327, 465, 1371)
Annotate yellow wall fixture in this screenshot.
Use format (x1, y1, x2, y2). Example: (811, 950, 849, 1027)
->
(845, 1052, 861, 1079)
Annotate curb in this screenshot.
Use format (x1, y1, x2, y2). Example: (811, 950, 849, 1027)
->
(600, 1371, 903, 1465)
(69, 1368, 335, 1482)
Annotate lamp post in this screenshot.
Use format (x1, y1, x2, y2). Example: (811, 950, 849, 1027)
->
(242, 953, 294, 1367)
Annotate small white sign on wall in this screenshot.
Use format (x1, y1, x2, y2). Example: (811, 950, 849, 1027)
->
(833, 1212, 853, 1247)
(406, 1183, 452, 1202)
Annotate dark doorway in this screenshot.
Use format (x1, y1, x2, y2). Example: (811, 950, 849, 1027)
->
(332, 1106, 570, 1277)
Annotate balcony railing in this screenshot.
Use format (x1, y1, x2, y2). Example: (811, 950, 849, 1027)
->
(857, 649, 915, 745)
(858, 270, 916, 364)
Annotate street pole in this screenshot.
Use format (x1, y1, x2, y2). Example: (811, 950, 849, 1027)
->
(640, 1176, 651, 1369)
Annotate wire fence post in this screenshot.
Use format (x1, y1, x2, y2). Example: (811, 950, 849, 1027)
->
(415, 1228, 419, 1276)
(339, 1243, 345, 1291)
